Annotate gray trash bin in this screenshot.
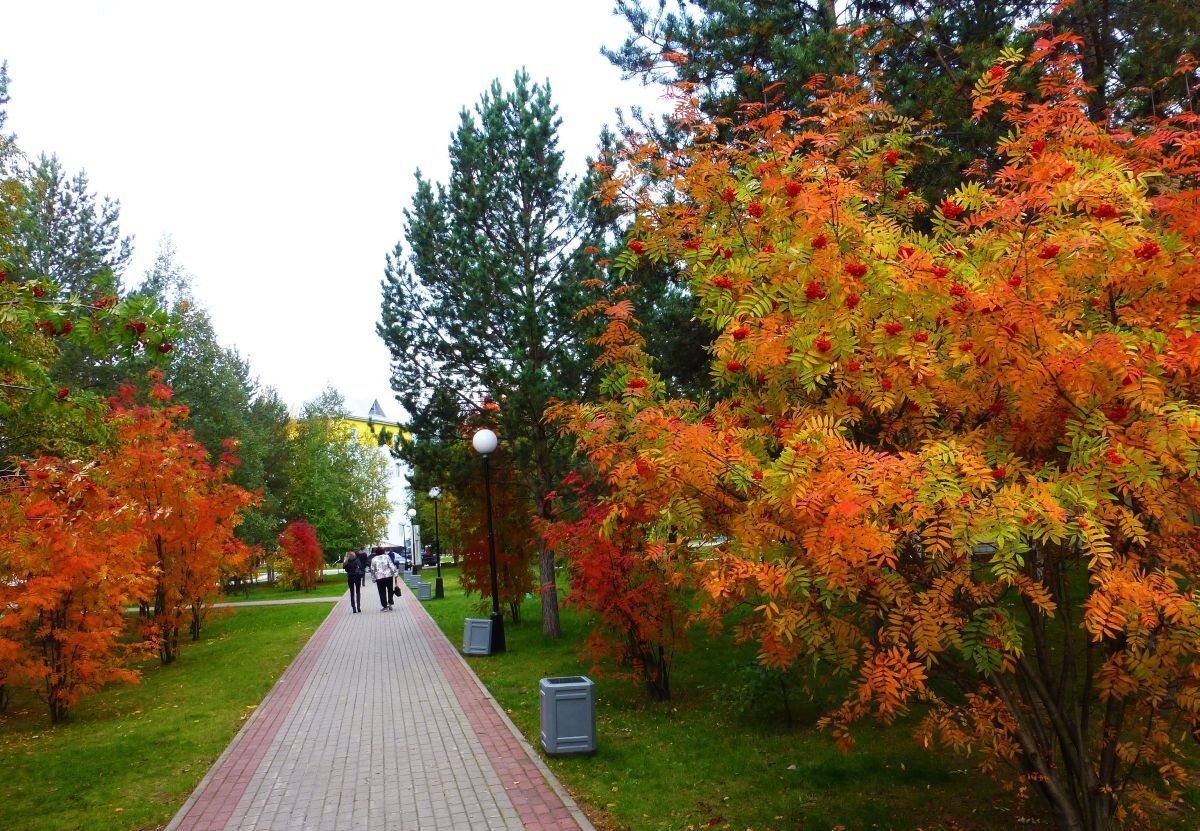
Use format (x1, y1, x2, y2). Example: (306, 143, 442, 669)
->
(539, 676, 596, 756)
(417, 582, 432, 600)
(463, 618, 493, 655)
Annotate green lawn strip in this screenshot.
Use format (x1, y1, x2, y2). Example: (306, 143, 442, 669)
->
(0, 603, 331, 831)
(421, 577, 1050, 831)
(218, 572, 347, 603)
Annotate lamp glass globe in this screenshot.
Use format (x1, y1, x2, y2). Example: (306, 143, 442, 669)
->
(429, 486, 442, 500)
(472, 428, 498, 455)
(407, 508, 417, 518)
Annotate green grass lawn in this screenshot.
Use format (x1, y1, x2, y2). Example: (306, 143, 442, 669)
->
(421, 576, 1197, 831)
(218, 572, 347, 603)
(0, 603, 331, 831)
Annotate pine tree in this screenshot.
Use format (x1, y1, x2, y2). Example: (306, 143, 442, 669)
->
(379, 71, 610, 637)
(605, 1, 1200, 188)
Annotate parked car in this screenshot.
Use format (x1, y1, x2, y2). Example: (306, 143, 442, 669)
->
(373, 545, 410, 569)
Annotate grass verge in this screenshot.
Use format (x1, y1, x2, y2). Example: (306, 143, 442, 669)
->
(421, 576, 1196, 831)
(217, 572, 347, 603)
(0, 603, 331, 831)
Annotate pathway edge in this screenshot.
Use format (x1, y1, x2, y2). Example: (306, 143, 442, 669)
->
(163, 598, 343, 831)
(409, 596, 599, 831)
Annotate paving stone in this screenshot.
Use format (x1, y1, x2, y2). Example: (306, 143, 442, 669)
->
(165, 587, 595, 831)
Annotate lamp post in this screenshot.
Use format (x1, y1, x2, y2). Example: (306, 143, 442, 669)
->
(471, 428, 505, 653)
(428, 486, 444, 599)
(407, 507, 417, 573)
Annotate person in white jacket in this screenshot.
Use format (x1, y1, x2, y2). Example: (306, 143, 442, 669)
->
(369, 547, 399, 610)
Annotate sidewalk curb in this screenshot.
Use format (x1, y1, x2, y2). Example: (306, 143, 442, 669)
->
(409, 597, 599, 831)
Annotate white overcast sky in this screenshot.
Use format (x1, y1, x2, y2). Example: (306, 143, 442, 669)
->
(1, 0, 667, 418)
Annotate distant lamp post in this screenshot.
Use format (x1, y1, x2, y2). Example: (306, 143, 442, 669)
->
(429, 486, 444, 599)
(471, 428, 505, 653)
(407, 507, 418, 573)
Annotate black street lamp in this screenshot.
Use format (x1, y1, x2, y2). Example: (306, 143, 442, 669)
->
(471, 428, 505, 653)
(407, 507, 418, 574)
(429, 486, 444, 599)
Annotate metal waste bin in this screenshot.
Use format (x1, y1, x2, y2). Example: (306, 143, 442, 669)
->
(463, 618, 493, 655)
(539, 676, 596, 756)
(417, 582, 432, 601)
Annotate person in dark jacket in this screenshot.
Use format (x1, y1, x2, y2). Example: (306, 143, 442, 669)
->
(343, 551, 364, 613)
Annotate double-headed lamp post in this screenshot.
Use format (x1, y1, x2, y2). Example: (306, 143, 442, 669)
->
(407, 507, 417, 573)
(428, 486, 444, 599)
(471, 428, 505, 653)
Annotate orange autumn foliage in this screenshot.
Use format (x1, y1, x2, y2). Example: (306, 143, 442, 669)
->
(553, 34, 1200, 831)
(102, 377, 255, 663)
(540, 472, 686, 700)
(0, 458, 151, 722)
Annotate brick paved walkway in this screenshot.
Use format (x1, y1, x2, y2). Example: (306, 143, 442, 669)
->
(166, 583, 595, 831)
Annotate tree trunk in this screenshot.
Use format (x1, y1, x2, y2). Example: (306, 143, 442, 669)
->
(190, 602, 203, 641)
(646, 645, 671, 701)
(154, 581, 176, 665)
(536, 493, 561, 638)
(538, 539, 561, 638)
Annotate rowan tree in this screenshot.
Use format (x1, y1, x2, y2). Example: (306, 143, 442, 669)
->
(554, 35, 1200, 831)
(540, 472, 687, 699)
(0, 457, 150, 722)
(0, 130, 170, 463)
(277, 520, 324, 592)
(102, 376, 254, 662)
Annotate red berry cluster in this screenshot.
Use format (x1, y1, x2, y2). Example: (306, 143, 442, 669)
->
(1133, 240, 1159, 260)
(940, 200, 964, 219)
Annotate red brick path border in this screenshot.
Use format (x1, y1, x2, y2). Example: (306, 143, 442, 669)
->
(167, 604, 341, 831)
(403, 590, 592, 831)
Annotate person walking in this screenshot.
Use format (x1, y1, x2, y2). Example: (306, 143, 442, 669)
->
(369, 547, 398, 611)
(343, 551, 363, 613)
